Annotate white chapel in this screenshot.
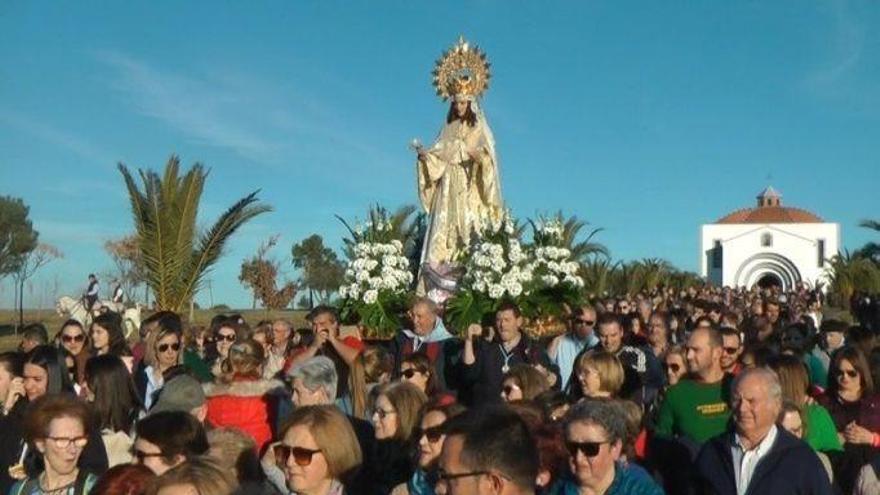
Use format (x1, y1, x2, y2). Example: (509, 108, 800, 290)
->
(700, 187, 840, 291)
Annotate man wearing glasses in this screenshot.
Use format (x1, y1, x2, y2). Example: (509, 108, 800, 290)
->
(548, 305, 599, 391)
(719, 327, 744, 376)
(436, 406, 537, 495)
(557, 400, 664, 495)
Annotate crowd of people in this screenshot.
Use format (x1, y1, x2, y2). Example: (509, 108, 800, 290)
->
(1, 283, 879, 494)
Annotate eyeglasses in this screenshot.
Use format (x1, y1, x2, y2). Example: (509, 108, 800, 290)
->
(401, 368, 426, 379)
(565, 440, 608, 458)
(839, 369, 859, 379)
(133, 449, 165, 463)
(61, 334, 85, 343)
(47, 436, 88, 449)
(664, 363, 681, 373)
(274, 444, 322, 467)
(216, 334, 236, 342)
(437, 470, 490, 482)
(157, 342, 181, 353)
(573, 319, 595, 326)
(415, 425, 445, 443)
(373, 408, 397, 420)
(722, 347, 739, 355)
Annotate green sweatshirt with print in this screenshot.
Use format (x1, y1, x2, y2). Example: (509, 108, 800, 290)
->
(655, 376, 732, 444)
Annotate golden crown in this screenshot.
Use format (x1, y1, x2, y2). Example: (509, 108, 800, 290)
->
(432, 36, 491, 101)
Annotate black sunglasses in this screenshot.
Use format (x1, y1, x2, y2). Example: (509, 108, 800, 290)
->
(839, 369, 859, 379)
(401, 368, 426, 379)
(664, 363, 681, 373)
(565, 440, 607, 458)
(415, 425, 445, 443)
(157, 342, 181, 353)
(216, 334, 236, 342)
(722, 346, 739, 355)
(133, 449, 165, 463)
(274, 444, 322, 467)
(61, 334, 86, 343)
(573, 319, 595, 326)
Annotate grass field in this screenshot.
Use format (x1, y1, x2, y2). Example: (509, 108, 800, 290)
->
(0, 308, 311, 352)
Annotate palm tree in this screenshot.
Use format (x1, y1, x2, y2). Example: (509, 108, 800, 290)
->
(825, 250, 880, 307)
(580, 258, 619, 296)
(857, 219, 880, 264)
(119, 156, 271, 312)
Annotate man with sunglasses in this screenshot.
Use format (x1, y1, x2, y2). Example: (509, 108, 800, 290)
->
(719, 327, 743, 376)
(389, 297, 460, 390)
(548, 305, 599, 391)
(437, 405, 537, 495)
(133, 411, 209, 475)
(558, 400, 663, 495)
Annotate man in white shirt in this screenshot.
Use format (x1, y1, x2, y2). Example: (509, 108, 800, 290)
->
(695, 368, 832, 494)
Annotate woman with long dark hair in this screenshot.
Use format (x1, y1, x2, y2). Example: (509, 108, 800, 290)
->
(84, 355, 141, 467)
(89, 313, 130, 358)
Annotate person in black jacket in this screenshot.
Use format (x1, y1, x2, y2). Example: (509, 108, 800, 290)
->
(695, 367, 832, 494)
(387, 297, 461, 391)
(461, 302, 557, 406)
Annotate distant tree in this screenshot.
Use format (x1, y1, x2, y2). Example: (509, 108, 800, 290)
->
(0, 196, 39, 279)
(856, 219, 880, 264)
(104, 234, 147, 303)
(239, 235, 297, 310)
(119, 155, 271, 313)
(13, 243, 62, 327)
(291, 234, 344, 309)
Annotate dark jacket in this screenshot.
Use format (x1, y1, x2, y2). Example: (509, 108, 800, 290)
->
(460, 333, 556, 406)
(388, 326, 461, 391)
(695, 427, 832, 495)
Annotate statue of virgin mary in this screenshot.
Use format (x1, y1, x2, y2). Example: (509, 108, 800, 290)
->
(414, 37, 503, 298)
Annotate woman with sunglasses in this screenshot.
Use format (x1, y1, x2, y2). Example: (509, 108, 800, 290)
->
(818, 346, 880, 493)
(134, 321, 183, 411)
(204, 339, 284, 451)
(399, 353, 455, 406)
(9, 395, 99, 495)
(391, 401, 465, 495)
(275, 405, 362, 495)
(500, 364, 550, 403)
(371, 381, 428, 494)
(206, 317, 245, 379)
(84, 355, 142, 467)
(56, 320, 89, 385)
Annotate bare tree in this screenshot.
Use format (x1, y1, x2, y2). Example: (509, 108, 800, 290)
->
(13, 243, 62, 327)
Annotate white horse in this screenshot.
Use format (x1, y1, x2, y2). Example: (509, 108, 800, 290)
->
(56, 296, 142, 339)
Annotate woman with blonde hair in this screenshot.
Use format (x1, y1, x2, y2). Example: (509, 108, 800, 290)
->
(274, 405, 363, 495)
(571, 350, 625, 400)
(134, 315, 183, 411)
(146, 456, 237, 495)
(349, 346, 393, 419)
(203, 339, 284, 450)
(500, 364, 551, 402)
(370, 381, 428, 494)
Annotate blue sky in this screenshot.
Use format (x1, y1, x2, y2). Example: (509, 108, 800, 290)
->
(1, 1, 878, 309)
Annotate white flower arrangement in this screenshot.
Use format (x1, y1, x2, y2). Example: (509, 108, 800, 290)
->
(338, 236, 413, 304)
(460, 212, 533, 300)
(529, 218, 585, 289)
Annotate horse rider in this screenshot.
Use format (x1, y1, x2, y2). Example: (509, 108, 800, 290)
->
(83, 273, 100, 312)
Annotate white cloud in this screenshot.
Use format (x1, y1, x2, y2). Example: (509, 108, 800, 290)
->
(0, 111, 116, 166)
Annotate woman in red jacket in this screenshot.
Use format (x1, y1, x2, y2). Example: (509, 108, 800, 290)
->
(204, 339, 284, 451)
